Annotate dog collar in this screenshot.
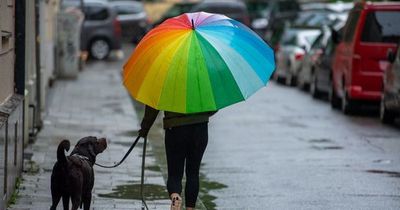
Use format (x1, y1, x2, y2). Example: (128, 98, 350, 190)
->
(72, 154, 90, 161)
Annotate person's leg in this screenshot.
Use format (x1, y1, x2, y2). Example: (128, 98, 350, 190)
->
(185, 123, 208, 208)
(165, 127, 186, 197)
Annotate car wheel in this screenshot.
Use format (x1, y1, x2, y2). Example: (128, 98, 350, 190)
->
(297, 76, 309, 91)
(274, 72, 285, 84)
(310, 72, 321, 99)
(341, 91, 355, 115)
(380, 95, 395, 124)
(329, 83, 341, 109)
(285, 71, 296, 86)
(90, 38, 110, 60)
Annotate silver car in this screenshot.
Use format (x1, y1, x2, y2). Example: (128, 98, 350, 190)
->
(81, 0, 122, 60)
(274, 27, 320, 86)
(109, 1, 150, 43)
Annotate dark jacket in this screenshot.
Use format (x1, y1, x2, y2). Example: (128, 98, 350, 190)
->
(140, 105, 216, 133)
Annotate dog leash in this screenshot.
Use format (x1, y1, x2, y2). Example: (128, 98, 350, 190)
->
(94, 136, 141, 168)
(94, 135, 150, 210)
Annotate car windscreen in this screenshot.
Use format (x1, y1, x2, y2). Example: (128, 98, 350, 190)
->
(361, 11, 400, 43)
(84, 4, 109, 20)
(114, 4, 144, 15)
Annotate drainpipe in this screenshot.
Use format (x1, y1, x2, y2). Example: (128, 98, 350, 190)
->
(34, 0, 43, 131)
(14, 0, 26, 96)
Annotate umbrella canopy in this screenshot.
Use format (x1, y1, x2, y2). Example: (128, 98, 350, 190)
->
(123, 12, 275, 114)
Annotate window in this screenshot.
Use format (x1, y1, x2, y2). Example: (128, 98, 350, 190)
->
(311, 34, 324, 49)
(361, 11, 400, 44)
(343, 10, 360, 43)
(84, 5, 109, 21)
(281, 30, 298, 45)
(114, 4, 143, 15)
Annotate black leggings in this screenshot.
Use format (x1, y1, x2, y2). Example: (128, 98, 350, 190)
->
(165, 122, 208, 208)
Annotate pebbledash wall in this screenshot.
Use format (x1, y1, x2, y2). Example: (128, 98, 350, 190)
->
(0, 0, 25, 209)
(1, 0, 63, 208)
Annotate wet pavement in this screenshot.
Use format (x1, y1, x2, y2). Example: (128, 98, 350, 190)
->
(202, 82, 400, 209)
(8, 42, 400, 210)
(8, 48, 171, 210)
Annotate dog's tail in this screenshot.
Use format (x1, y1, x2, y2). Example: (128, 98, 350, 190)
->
(57, 140, 70, 164)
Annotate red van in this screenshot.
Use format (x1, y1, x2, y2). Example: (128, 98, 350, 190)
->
(330, 2, 400, 114)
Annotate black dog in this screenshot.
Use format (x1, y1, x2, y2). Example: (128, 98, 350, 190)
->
(50, 136, 107, 210)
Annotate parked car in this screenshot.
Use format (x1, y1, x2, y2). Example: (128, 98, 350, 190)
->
(309, 27, 336, 98)
(109, 1, 150, 43)
(331, 2, 400, 114)
(153, 1, 199, 26)
(81, 0, 122, 60)
(295, 2, 351, 28)
(153, 0, 250, 27)
(297, 28, 327, 90)
(297, 19, 346, 92)
(190, 0, 250, 26)
(253, 0, 300, 45)
(274, 27, 320, 86)
(381, 44, 400, 124)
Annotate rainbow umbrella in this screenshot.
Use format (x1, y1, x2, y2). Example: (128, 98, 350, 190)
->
(123, 12, 275, 114)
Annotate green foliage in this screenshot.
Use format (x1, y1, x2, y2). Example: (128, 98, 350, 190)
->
(7, 177, 23, 208)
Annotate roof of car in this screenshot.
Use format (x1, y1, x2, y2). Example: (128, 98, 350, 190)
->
(357, 1, 400, 10)
(202, 0, 246, 6)
(108, 0, 143, 7)
(83, 0, 109, 6)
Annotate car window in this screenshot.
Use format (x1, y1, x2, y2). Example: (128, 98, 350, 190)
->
(343, 9, 360, 43)
(300, 33, 319, 48)
(311, 34, 324, 49)
(280, 30, 298, 45)
(114, 4, 143, 15)
(325, 38, 334, 54)
(84, 5, 109, 20)
(361, 11, 400, 44)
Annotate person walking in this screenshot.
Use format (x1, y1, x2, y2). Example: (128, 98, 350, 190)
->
(138, 105, 216, 210)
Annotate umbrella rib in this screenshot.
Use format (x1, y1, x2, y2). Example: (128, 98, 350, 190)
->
(195, 32, 244, 107)
(197, 30, 264, 99)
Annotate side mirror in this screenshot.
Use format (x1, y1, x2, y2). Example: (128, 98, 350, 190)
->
(331, 29, 341, 44)
(387, 50, 396, 63)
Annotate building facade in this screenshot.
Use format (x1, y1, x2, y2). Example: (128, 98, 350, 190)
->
(0, 0, 25, 208)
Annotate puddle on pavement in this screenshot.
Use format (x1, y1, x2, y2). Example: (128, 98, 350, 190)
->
(308, 138, 333, 143)
(372, 159, 392, 164)
(146, 165, 161, 172)
(199, 173, 228, 210)
(98, 183, 169, 200)
(311, 145, 343, 150)
(366, 170, 400, 178)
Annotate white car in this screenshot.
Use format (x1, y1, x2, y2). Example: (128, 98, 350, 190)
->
(274, 27, 321, 86)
